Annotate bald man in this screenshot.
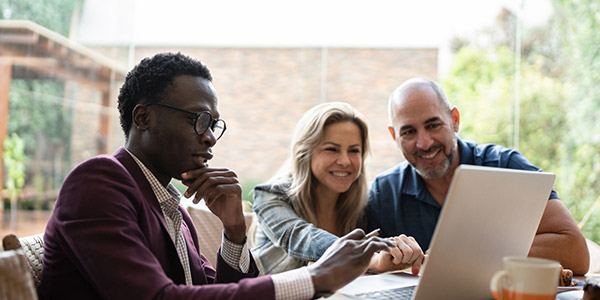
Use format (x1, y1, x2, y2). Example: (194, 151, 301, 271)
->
(367, 78, 589, 275)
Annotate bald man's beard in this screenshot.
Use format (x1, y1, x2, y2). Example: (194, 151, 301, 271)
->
(409, 136, 457, 179)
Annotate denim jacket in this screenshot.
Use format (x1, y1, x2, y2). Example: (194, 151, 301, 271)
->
(251, 183, 338, 275)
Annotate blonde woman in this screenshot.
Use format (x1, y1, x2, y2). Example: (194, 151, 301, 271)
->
(252, 102, 424, 275)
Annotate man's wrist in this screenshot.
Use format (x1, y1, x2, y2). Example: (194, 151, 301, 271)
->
(220, 231, 250, 273)
(223, 224, 247, 244)
(308, 264, 327, 294)
(272, 267, 315, 300)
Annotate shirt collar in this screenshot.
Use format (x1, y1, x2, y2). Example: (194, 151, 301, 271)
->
(457, 136, 473, 165)
(125, 149, 182, 205)
(402, 136, 468, 208)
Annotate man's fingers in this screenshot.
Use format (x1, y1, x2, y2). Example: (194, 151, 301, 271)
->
(204, 183, 242, 205)
(362, 238, 395, 256)
(184, 172, 239, 198)
(192, 194, 202, 204)
(181, 167, 229, 179)
(341, 228, 367, 241)
(351, 233, 395, 253)
(204, 193, 227, 207)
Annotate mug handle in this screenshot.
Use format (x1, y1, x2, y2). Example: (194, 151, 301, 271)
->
(490, 270, 508, 300)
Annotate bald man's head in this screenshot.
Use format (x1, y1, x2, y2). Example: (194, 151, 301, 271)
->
(388, 78, 451, 125)
(385, 78, 460, 179)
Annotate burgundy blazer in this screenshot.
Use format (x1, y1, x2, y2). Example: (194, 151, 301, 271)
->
(40, 148, 275, 300)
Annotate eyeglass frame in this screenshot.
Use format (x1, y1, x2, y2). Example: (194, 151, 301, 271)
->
(144, 102, 227, 140)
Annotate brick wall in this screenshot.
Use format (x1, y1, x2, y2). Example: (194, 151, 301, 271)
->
(94, 46, 438, 194)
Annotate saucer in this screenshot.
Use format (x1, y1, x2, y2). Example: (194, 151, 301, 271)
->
(557, 279, 585, 292)
(556, 290, 583, 300)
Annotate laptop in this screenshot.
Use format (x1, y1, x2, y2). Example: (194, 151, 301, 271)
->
(332, 165, 556, 300)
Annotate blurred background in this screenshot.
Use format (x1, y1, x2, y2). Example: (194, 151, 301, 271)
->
(1, 0, 598, 244)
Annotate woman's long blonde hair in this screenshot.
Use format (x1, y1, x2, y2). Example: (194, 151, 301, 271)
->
(270, 102, 370, 235)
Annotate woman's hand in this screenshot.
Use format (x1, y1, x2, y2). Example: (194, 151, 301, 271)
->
(368, 234, 424, 275)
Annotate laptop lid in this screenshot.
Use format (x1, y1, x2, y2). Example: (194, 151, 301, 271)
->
(413, 165, 555, 299)
(336, 165, 555, 299)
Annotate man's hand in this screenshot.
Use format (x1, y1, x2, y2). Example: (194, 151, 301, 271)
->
(368, 234, 424, 275)
(181, 167, 246, 243)
(307, 229, 395, 294)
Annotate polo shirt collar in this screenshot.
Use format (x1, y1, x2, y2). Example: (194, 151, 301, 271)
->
(403, 163, 440, 208)
(402, 136, 469, 209)
(457, 136, 473, 165)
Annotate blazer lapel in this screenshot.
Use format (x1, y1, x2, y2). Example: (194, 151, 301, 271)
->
(180, 210, 211, 284)
(113, 147, 199, 284)
(113, 148, 171, 240)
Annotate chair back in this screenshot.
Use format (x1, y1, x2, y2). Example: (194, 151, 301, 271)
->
(588, 238, 600, 274)
(186, 207, 254, 267)
(3, 233, 45, 288)
(0, 249, 38, 300)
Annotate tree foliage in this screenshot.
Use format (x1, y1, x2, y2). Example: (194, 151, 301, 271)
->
(0, 0, 77, 36)
(8, 80, 73, 192)
(443, 46, 568, 173)
(9, 81, 72, 156)
(443, 1, 600, 243)
(552, 0, 600, 242)
(3, 133, 25, 197)
(1, 0, 77, 202)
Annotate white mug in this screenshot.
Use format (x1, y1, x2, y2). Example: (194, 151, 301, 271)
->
(490, 256, 560, 300)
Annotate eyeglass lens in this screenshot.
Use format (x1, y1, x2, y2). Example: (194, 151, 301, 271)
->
(197, 112, 225, 140)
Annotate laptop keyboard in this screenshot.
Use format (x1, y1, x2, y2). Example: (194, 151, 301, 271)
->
(353, 285, 416, 299)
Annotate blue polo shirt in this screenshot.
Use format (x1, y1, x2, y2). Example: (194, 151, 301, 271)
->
(367, 137, 558, 250)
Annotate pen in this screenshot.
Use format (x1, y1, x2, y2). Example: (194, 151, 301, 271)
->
(364, 228, 381, 239)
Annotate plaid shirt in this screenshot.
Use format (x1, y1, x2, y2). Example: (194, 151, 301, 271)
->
(129, 152, 194, 284)
(127, 150, 313, 299)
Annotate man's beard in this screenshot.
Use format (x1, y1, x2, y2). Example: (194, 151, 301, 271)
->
(410, 137, 457, 179)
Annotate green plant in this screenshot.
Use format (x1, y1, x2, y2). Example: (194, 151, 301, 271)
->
(3, 133, 26, 204)
(240, 179, 264, 204)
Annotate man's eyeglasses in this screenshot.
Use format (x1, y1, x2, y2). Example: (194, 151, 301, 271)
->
(145, 102, 226, 140)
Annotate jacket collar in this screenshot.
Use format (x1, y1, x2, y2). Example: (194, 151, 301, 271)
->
(113, 147, 169, 230)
